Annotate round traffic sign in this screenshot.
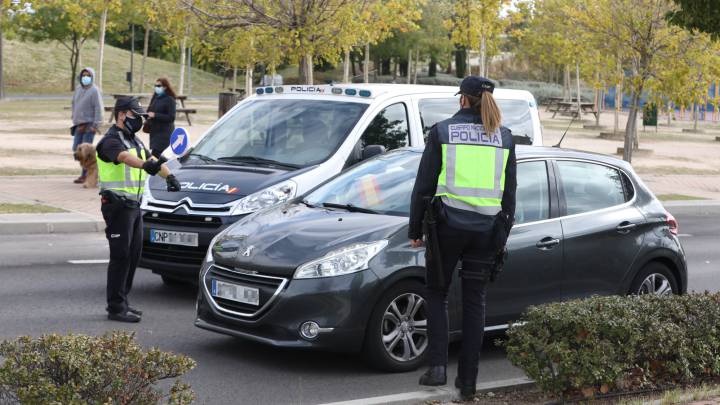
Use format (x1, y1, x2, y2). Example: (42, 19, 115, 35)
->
(170, 127, 189, 155)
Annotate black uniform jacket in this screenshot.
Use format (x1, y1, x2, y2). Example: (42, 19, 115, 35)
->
(408, 108, 517, 240)
(147, 93, 176, 150)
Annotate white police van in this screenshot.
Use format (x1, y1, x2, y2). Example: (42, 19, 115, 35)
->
(140, 84, 543, 284)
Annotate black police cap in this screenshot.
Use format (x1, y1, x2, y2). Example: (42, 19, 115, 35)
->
(456, 76, 495, 97)
(114, 96, 147, 116)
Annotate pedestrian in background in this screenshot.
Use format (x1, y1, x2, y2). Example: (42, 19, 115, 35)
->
(145, 77, 177, 154)
(409, 76, 517, 400)
(71, 67, 103, 184)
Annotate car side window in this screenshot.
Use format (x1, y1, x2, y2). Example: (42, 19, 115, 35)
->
(360, 102, 409, 150)
(515, 161, 550, 224)
(418, 98, 458, 140)
(557, 161, 626, 215)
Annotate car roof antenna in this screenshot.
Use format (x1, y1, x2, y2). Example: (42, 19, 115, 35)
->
(553, 111, 577, 148)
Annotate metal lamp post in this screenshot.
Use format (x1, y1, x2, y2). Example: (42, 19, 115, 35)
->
(0, 1, 34, 100)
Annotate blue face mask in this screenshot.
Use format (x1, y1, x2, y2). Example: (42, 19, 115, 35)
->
(81, 76, 92, 86)
(154, 86, 165, 96)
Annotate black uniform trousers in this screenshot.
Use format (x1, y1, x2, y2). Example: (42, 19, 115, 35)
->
(426, 220, 494, 384)
(101, 200, 143, 314)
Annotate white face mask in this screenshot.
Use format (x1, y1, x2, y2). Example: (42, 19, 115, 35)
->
(81, 76, 92, 86)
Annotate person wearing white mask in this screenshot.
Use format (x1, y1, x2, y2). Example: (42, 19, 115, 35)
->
(71, 67, 104, 184)
(145, 77, 177, 154)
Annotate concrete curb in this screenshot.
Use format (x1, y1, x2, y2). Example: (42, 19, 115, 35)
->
(0, 213, 104, 235)
(317, 377, 535, 405)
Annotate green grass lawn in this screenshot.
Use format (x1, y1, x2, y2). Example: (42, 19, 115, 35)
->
(3, 39, 224, 96)
(0, 167, 78, 176)
(0, 203, 65, 214)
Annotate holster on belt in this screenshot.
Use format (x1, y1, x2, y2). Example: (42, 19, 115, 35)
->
(422, 197, 445, 290)
(490, 212, 513, 282)
(100, 190, 139, 209)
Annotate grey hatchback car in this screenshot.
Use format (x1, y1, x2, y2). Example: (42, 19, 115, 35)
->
(195, 146, 687, 372)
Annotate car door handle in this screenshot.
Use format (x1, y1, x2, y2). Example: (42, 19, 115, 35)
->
(536, 237, 560, 249)
(616, 222, 637, 234)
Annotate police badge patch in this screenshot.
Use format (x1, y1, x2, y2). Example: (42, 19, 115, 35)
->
(448, 124, 503, 147)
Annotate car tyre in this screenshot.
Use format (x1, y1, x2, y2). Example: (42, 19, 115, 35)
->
(364, 279, 428, 372)
(629, 262, 678, 296)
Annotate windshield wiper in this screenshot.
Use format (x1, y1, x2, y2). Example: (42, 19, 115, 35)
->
(300, 199, 316, 208)
(321, 202, 380, 214)
(187, 153, 217, 163)
(217, 156, 301, 169)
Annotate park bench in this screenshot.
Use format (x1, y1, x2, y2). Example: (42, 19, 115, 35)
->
(551, 101, 598, 120)
(103, 106, 197, 126)
(106, 93, 196, 125)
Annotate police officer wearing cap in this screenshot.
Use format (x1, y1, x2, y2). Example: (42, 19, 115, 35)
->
(409, 76, 517, 399)
(96, 96, 182, 323)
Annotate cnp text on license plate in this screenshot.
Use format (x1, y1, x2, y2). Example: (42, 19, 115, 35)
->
(211, 279, 260, 306)
(149, 229, 199, 247)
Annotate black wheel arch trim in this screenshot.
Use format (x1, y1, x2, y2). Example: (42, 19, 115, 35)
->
(620, 248, 687, 294)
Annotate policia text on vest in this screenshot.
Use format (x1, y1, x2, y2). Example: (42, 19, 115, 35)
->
(96, 96, 181, 323)
(409, 76, 517, 399)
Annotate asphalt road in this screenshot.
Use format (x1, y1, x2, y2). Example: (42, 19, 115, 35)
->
(0, 204, 717, 405)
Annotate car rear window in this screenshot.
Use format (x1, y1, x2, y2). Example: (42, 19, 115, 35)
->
(556, 161, 626, 215)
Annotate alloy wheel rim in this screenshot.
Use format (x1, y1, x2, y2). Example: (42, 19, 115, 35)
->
(381, 292, 428, 362)
(637, 273, 673, 296)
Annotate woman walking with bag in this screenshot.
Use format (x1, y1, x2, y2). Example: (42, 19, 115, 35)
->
(146, 78, 177, 153)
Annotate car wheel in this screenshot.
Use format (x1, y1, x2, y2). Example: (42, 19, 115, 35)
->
(161, 275, 185, 286)
(629, 262, 678, 296)
(364, 280, 428, 372)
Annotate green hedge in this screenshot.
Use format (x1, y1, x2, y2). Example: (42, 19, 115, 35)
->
(0, 332, 196, 404)
(504, 293, 720, 399)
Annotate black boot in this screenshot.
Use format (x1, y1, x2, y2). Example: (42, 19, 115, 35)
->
(455, 376, 477, 400)
(418, 365, 447, 386)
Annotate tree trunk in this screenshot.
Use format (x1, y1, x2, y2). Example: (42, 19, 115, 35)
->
(455, 47, 466, 78)
(414, 48, 419, 84)
(343, 48, 350, 83)
(466, 48, 471, 77)
(575, 61, 581, 114)
(623, 89, 642, 162)
(0, 28, 4, 100)
(429, 55, 437, 77)
(694, 101, 699, 131)
(70, 38, 81, 92)
(139, 23, 150, 92)
(97, 6, 108, 90)
(304, 52, 313, 84)
(407, 48, 412, 84)
(393, 57, 398, 81)
(480, 35, 486, 78)
(363, 43, 370, 83)
(178, 36, 187, 95)
(667, 100, 672, 126)
(232, 66, 237, 91)
(244, 63, 253, 96)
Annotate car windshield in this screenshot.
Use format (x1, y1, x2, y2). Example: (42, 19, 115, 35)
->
(305, 150, 421, 217)
(419, 97, 535, 142)
(190, 99, 368, 168)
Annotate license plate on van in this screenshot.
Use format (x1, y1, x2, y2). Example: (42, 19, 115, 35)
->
(149, 229, 198, 247)
(211, 279, 260, 306)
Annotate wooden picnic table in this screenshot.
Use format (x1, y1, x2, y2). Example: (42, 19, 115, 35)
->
(544, 97, 581, 112)
(107, 93, 195, 125)
(550, 101, 597, 119)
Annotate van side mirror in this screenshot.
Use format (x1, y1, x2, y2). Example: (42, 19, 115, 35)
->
(362, 145, 386, 160)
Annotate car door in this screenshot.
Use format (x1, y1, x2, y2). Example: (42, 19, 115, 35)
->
(485, 159, 565, 325)
(555, 159, 645, 299)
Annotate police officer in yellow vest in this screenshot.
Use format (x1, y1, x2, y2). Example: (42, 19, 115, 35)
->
(96, 97, 181, 323)
(409, 76, 516, 399)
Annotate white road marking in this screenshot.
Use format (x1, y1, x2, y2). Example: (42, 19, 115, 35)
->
(68, 259, 109, 264)
(317, 377, 534, 405)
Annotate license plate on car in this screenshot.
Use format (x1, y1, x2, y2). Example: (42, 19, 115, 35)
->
(211, 279, 260, 306)
(149, 229, 198, 247)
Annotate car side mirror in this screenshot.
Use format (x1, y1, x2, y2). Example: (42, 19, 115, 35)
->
(362, 145, 386, 160)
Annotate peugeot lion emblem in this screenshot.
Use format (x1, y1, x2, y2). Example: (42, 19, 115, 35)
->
(241, 245, 255, 257)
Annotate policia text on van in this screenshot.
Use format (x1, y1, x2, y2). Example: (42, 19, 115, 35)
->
(139, 85, 542, 284)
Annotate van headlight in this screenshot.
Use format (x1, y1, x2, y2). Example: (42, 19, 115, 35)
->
(293, 240, 388, 279)
(231, 180, 297, 215)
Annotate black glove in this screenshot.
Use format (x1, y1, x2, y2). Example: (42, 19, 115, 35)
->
(166, 174, 181, 192)
(142, 159, 162, 176)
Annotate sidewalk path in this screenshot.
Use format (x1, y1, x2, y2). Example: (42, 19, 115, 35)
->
(1, 176, 100, 219)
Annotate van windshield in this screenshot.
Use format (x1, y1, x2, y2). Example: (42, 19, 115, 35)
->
(190, 99, 368, 168)
(418, 97, 535, 143)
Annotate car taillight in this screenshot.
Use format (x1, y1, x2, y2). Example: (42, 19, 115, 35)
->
(666, 212, 678, 235)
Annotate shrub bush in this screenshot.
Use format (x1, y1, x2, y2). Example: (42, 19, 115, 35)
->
(503, 293, 720, 399)
(0, 331, 196, 405)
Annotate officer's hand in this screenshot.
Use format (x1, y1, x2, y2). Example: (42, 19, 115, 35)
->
(410, 239, 424, 248)
(142, 159, 162, 175)
(166, 174, 181, 192)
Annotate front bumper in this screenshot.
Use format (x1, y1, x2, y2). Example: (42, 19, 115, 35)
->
(139, 211, 246, 280)
(195, 264, 382, 352)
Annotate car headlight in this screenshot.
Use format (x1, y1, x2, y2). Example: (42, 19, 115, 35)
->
(293, 240, 388, 279)
(231, 180, 297, 215)
(204, 227, 233, 264)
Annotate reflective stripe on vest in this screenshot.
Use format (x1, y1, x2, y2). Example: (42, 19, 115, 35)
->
(97, 135, 147, 201)
(435, 143, 509, 216)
